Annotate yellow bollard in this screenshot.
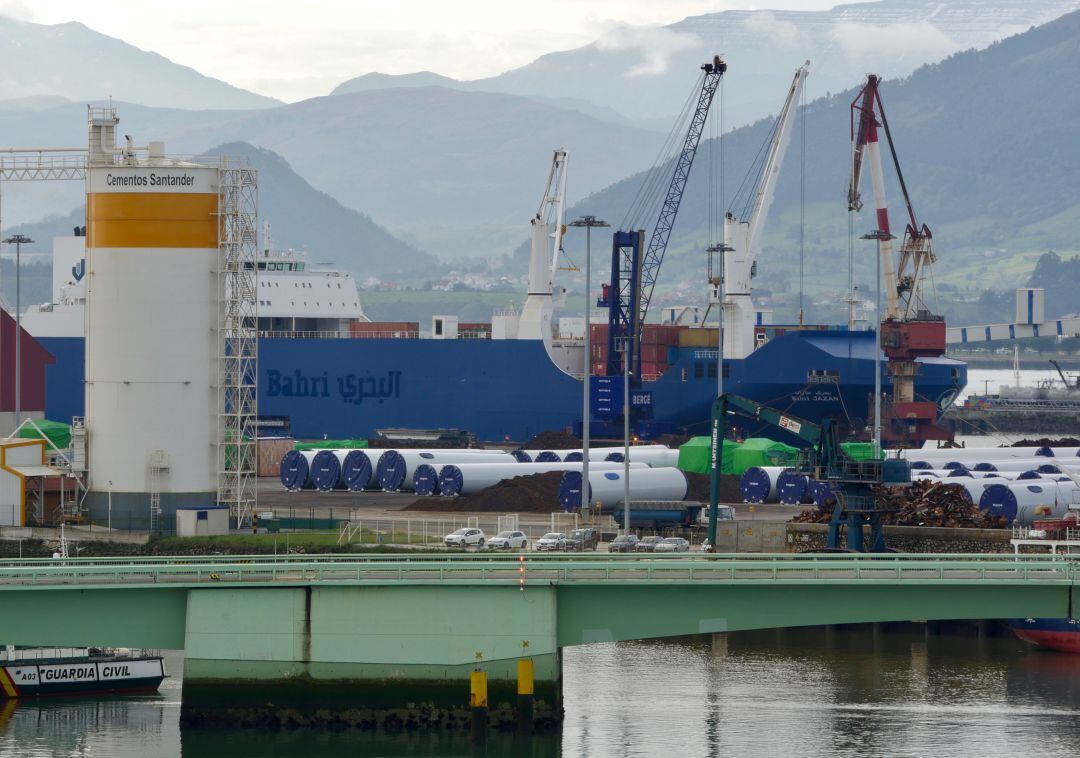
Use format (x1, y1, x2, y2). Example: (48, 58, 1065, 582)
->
(517, 656, 534, 734)
(470, 657, 488, 744)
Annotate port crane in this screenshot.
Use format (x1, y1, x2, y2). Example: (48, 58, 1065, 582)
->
(720, 62, 809, 358)
(518, 149, 569, 340)
(706, 393, 911, 552)
(599, 55, 727, 379)
(848, 74, 951, 445)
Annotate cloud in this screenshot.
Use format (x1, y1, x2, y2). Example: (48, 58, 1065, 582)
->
(594, 21, 699, 77)
(0, 1, 35, 20)
(741, 11, 801, 48)
(831, 21, 963, 64)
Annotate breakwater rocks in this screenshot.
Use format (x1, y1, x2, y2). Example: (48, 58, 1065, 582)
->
(181, 702, 561, 732)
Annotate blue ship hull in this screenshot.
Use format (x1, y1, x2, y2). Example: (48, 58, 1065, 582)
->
(36, 330, 965, 443)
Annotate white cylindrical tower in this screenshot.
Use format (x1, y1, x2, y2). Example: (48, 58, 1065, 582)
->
(84, 108, 221, 526)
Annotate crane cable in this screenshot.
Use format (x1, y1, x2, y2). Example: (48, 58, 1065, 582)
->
(798, 79, 806, 326)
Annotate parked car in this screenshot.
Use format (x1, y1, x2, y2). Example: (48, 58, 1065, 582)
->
(535, 532, 568, 551)
(564, 528, 601, 552)
(444, 528, 486, 548)
(635, 535, 665, 553)
(653, 537, 690, 553)
(487, 530, 528, 550)
(608, 534, 640, 553)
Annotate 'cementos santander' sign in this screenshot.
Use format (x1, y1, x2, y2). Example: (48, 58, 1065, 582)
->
(88, 166, 217, 194)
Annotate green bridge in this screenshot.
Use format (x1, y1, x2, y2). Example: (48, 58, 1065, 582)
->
(0, 553, 1076, 726)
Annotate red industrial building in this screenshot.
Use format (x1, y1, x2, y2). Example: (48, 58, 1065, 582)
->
(0, 308, 54, 434)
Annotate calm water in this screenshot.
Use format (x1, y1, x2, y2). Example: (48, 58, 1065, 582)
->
(2, 629, 1080, 757)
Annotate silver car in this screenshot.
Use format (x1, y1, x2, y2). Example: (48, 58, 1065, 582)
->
(535, 532, 567, 551)
(444, 528, 486, 548)
(487, 530, 528, 550)
(653, 537, 690, 553)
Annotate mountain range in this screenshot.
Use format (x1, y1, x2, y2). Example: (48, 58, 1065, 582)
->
(0, 16, 277, 109)
(333, 0, 1080, 128)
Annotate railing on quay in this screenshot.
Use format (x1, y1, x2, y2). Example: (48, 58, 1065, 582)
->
(0, 554, 1075, 589)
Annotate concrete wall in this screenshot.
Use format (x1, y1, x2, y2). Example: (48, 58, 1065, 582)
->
(712, 519, 787, 552)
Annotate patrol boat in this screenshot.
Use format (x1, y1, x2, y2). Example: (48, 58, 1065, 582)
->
(0, 647, 165, 698)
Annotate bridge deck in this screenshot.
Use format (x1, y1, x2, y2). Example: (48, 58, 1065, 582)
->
(0, 553, 1075, 589)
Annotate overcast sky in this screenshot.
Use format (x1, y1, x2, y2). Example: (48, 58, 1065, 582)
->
(4, 1, 842, 101)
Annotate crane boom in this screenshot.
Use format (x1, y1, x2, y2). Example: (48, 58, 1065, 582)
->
(601, 56, 726, 379)
(637, 56, 727, 330)
(848, 75, 950, 446)
(722, 62, 809, 358)
(518, 149, 568, 340)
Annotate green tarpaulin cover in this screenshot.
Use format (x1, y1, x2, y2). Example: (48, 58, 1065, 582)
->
(729, 437, 799, 474)
(678, 436, 740, 474)
(294, 440, 369, 450)
(17, 419, 72, 450)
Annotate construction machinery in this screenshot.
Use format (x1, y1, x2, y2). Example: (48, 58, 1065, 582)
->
(848, 74, 951, 445)
(707, 393, 911, 551)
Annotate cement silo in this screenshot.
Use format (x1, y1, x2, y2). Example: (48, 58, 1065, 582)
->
(83, 108, 222, 525)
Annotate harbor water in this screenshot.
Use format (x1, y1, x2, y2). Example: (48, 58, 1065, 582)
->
(2, 628, 1080, 757)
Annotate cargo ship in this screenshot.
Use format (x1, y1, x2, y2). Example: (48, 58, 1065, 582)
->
(1011, 619, 1080, 654)
(21, 230, 966, 443)
(0, 647, 165, 698)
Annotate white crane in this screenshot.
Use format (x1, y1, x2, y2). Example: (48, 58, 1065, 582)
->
(518, 149, 568, 340)
(720, 62, 810, 359)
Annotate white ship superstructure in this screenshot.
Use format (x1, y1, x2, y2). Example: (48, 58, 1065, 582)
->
(20, 229, 369, 340)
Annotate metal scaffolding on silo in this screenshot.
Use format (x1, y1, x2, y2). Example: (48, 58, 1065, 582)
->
(217, 161, 259, 527)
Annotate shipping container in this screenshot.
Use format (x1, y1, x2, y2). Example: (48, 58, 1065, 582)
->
(678, 328, 719, 348)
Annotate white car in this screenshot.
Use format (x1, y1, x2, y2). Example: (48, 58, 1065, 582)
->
(444, 528, 486, 548)
(487, 530, 528, 550)
(535, 532, 567, 551)
(653, 537, 690, 553)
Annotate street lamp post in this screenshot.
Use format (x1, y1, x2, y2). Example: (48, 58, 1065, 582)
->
(861, 230, 894, 452)
(2, 234, 34, 426)
(707, 243, 733, 399)
(568, 216, 609, 515)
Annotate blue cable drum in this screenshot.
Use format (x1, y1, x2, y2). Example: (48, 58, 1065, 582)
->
(438, 465, 465, 497)
(776, 469, 809, 504)
(973, 462, 998, 472)
(947, 469, 972, 478)
(943, 461, 969, 472)
(279, 450, 314, 490)
(558, 471, 586, 511)
(1017, 470, 1042, 480)
(739, 467, 773, 503)
(310, 450, 343, 492)
(510, 450, 532, 462)
(809, 479, 835, 509)
(978, 483, 1021, 524)
(341, 450, 373, 491)
(563, 451, 584, 462)
(604, 452, 625, 462)
(412, 464, 440, 496)
(535, 451, 561, 463)
(909, 461, 932, 470)
(376, 450, 407, 492)
(1035, 446, 1054, 457)
(1037, 463, 1062, 474)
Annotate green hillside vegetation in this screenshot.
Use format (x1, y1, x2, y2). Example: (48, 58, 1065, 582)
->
(553, 11, 1080, 326)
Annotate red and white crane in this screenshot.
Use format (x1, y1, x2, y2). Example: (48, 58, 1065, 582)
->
(848, 74, 951, 445)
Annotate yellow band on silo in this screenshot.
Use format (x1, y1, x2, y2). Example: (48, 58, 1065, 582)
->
(87, 192, 219, 249)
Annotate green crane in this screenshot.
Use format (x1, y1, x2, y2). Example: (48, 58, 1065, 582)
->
(707, 394, 911, 552)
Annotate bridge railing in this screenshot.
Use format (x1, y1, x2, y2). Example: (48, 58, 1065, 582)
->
(0, 555, 1075, 587)
(0, 551, 1076, 568)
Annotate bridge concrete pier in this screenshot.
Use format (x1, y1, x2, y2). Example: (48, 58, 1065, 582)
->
(177, 585, 563, 730)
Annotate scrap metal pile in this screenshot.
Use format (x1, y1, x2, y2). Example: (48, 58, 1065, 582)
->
(791, 480, 1010, 529)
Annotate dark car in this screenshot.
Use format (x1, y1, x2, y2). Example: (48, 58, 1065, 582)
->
(608, 534, 640, 553)
(636, 535, 665, 553)
(564, 528, 601, 552)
